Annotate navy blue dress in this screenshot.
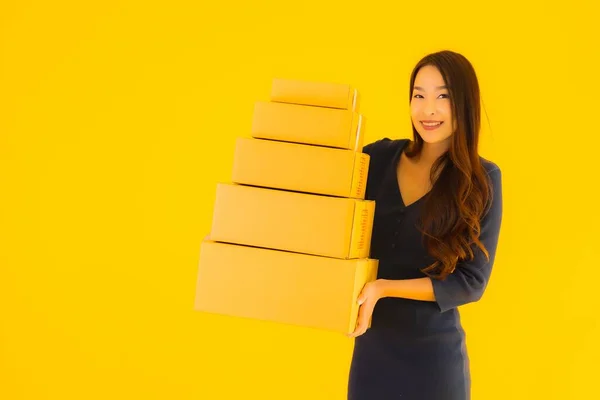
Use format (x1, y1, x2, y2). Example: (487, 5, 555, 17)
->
(347, 138, 503, 400)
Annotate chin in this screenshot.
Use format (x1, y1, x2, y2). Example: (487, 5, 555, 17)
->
(417, 129, 452, 145)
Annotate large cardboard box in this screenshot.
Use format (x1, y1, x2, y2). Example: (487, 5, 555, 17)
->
(250, 101, 365, 151)
(231, 137, 370, 199)
(270, 78, 361, 112)
(209, 183, 375, 259)
(194, 240, 378, 334)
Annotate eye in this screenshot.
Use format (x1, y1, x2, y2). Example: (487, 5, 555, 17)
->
(412, 94, 449, 99)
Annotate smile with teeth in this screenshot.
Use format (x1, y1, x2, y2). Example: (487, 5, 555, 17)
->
(422, 121, 443, 126)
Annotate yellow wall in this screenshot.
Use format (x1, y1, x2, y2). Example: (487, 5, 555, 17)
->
(1, 1, 598, 399)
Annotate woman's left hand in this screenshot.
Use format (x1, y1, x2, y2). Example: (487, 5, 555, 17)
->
(347, 279, 387, 338)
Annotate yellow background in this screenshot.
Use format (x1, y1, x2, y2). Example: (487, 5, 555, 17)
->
(1, 1, 598, 399)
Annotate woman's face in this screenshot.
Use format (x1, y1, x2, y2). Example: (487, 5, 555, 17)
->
(410, 65, 455, 145)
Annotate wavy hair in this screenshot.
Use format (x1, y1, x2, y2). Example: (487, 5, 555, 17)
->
(405, 50, 494, 280)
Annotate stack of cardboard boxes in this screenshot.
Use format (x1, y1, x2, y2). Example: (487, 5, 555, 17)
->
(194, 78, 379, 334)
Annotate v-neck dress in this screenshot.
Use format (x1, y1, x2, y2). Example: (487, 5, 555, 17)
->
(347, 138, 503, 400)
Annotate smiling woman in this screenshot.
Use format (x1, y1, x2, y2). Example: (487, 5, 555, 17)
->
(411, 75, 454, 141)
(347, 50, 503, 400)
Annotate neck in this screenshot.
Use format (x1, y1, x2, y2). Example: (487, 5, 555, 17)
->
(417, 139, 451, 166)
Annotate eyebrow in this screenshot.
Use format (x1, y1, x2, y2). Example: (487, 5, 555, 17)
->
(413, 85, 448, 91)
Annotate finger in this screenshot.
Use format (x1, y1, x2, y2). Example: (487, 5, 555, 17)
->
(348, 310, 365, 337)
(348, 322, 364, 338)
(357, 283, 372, 305)
(356, 302, 375, 336)
(357, 293, 366, 305)
(349, 303, 370, 337)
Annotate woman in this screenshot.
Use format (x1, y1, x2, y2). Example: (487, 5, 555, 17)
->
(346, 50, 503, 400)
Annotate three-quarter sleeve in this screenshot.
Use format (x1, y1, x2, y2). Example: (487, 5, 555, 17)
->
(431, 166, 503, 313)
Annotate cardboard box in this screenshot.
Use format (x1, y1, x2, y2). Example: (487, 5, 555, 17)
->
(210, 183, 375, 259)
(194, 240, 378, 334)
(231, 137, 370, 199)
(250, 101, 365, 151)
(270, 78, 361, 112)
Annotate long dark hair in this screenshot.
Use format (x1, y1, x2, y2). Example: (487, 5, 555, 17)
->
(405, 50, 494, 280)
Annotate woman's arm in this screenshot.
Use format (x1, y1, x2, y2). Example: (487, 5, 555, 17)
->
(379, 277, 436, 302)
(349, 166, 503, 337)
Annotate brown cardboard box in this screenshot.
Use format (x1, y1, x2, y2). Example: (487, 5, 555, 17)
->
(231, 137, 370, 199)
(194, 240, 378, 334)
(209, 183, 375, 259)
(270, 78, 361, 112)
(250, 101, 365, 151)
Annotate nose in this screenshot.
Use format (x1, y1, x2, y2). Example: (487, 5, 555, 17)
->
(424, 99, 436, 115)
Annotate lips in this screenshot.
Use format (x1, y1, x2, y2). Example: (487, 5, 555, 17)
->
(421, 121, 443, 130)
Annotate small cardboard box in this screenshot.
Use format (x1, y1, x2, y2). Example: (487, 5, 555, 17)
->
(231, 137, 370, 199)
(250, 101, 365, 151)
(194, 240, 378, 334)
(270, 78, 360, 112)
(209, 183, 375, 259)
